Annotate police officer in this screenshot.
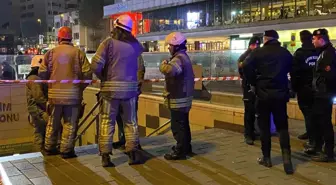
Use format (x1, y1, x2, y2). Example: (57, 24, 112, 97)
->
(113, 55, 145, 150)
(27, 55, 48, 151)
(243, 30, 294, 174)
(290, 30, 318, 152)
(310, 28, 335, 162)
(160, 32, 195, 160)
(238, 36, 261, 145)
(91, 15, 143, 167)
(39, 26, 92, 159)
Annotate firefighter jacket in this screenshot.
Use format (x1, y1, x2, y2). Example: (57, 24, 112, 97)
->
(160, 50, 195, 112)
(26, 74, 47, 120)
(290, 43, 318, 102)
(237, 48, 254, 101)
(312, 42, 336, 98)
(91, 37, 143, 99)
(38, 41, 92, 105)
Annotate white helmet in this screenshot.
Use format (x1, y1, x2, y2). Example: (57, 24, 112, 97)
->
(165, 32, 187, 46)
(31, 55, 44, 68)
(114, 15, 133, 32)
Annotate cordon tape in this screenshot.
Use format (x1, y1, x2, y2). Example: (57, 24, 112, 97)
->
(0, 76, 242, 84)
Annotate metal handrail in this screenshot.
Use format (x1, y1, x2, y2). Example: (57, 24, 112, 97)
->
(75, 115, 98, 145)
(146, 120, 171, 137)
(78, 100, 101, 129)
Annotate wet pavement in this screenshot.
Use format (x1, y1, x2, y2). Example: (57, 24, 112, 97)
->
(0, 119, 336, 185)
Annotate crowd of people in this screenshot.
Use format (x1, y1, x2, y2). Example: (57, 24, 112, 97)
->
(26, 13, 335, 175)
(238, 28, 336, 174)
(26, 14, 195, 167)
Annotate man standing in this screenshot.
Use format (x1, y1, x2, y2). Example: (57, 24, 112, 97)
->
(237, 36, 261, 145)
(310, 28, 335, 162)
(91, 15, 143, 167)
(39, 26, 92, 159)
(243, 30, 294, 174)
(113, 55, 145, 150)
(290, 30, 318, 153)
(160, 32, 195, 160)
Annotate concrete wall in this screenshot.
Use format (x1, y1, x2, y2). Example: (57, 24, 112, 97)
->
(79, 87, 336, 145)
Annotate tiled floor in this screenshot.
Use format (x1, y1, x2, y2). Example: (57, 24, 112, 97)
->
(0, 119, 335, 185)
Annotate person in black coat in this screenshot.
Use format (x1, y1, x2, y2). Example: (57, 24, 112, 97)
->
(290, 30, 319, 148)
(243, 30, 294, 174)
(237, 36, 261, 145)
(1, 61, 16, 80)
(310, 28, 336, 162)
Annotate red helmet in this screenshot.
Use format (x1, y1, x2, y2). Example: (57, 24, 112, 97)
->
(58, 26, 72, 40)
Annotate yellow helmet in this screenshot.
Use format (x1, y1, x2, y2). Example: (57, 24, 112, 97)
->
(31, 55, 43, 68)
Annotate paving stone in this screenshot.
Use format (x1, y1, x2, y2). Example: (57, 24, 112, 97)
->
(13, 162, 35, 170)
(4, 166, 22, 177)
(30, 177, 53, 185)
(1, 161, 13, 168)
(26, 157, 44, 164)
(9, 175, 32, 185)
(21, 168, 45, 179)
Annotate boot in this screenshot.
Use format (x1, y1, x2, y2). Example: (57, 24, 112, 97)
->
(43, 148, 59, 156)
(164, 149, 187, 160)
(172, 145, 193, 155)
(257, 157, 272, 168)
(61, 151, 77, 159)
(311, 152, 335, 163)
(282, 149, 294, 175)
(298, 132, 308, 140)
(244, 137, 254, 145)
(128, 150, 143, 165)
(102, 154, 114, 167)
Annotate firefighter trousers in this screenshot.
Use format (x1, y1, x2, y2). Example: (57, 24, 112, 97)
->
(32, 117, 47, 149)
(44, 104, 80, 154)
(99, 96, 139, 154)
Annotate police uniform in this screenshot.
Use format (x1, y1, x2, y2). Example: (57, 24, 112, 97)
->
(39, 26, 92, 158)
(290, 30, 318, 146)
(310, 29, 336, 162)
(91, 15, 143, 167)
(238, 36, 260, 144)
(26, 55, 48, 150)
(160, 32, 195, 160)
(243, 30, 294, 174)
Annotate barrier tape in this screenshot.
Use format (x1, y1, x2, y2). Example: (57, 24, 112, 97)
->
(0, 76, 242, 84)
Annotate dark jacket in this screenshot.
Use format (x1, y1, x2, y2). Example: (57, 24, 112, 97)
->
(26, 73, 47, 119)
(238, 48, 254, 100)
(1, 63, 16, 80)
(160, 50, 195, 112)
(243, 40, 293, 101)
(290, 43, 318, 102)
(312, 42, 336, 98)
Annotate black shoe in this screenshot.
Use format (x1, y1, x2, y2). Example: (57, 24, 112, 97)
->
(245, 137, 254, 145)
(303, 147, 317, 156)
(303, 141, 315, 149)
(298, 133, 308, 140)
(102, 154, 114, 167)
(311, 152, 335, 163)
(257, 157, 272, 168)
(128, 150, 144, 165)
(164, 151, 187, 160)
(172, 145, 193, 155)
(282, 149, 294, 175)
(61, 151, 77, 159)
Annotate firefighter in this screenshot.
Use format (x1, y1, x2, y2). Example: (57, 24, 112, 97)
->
(310, 28, 335, 162)
(290, 30, 318, 153)
(39, 26, 92, 159)
(160, 32, 195, 160)
(27, 55, 48, 151)
(243, 30, 294, 174)
(91, 15, 144, 167)
(113, 55, 145, 150)
(237, 36, 261, 145)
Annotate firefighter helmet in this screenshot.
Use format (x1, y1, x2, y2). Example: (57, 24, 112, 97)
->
(58, 26, 72, 40)
(31, 55, 44, 68)
(114, 15, 133, 32)
(165, 32, 187, 46)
